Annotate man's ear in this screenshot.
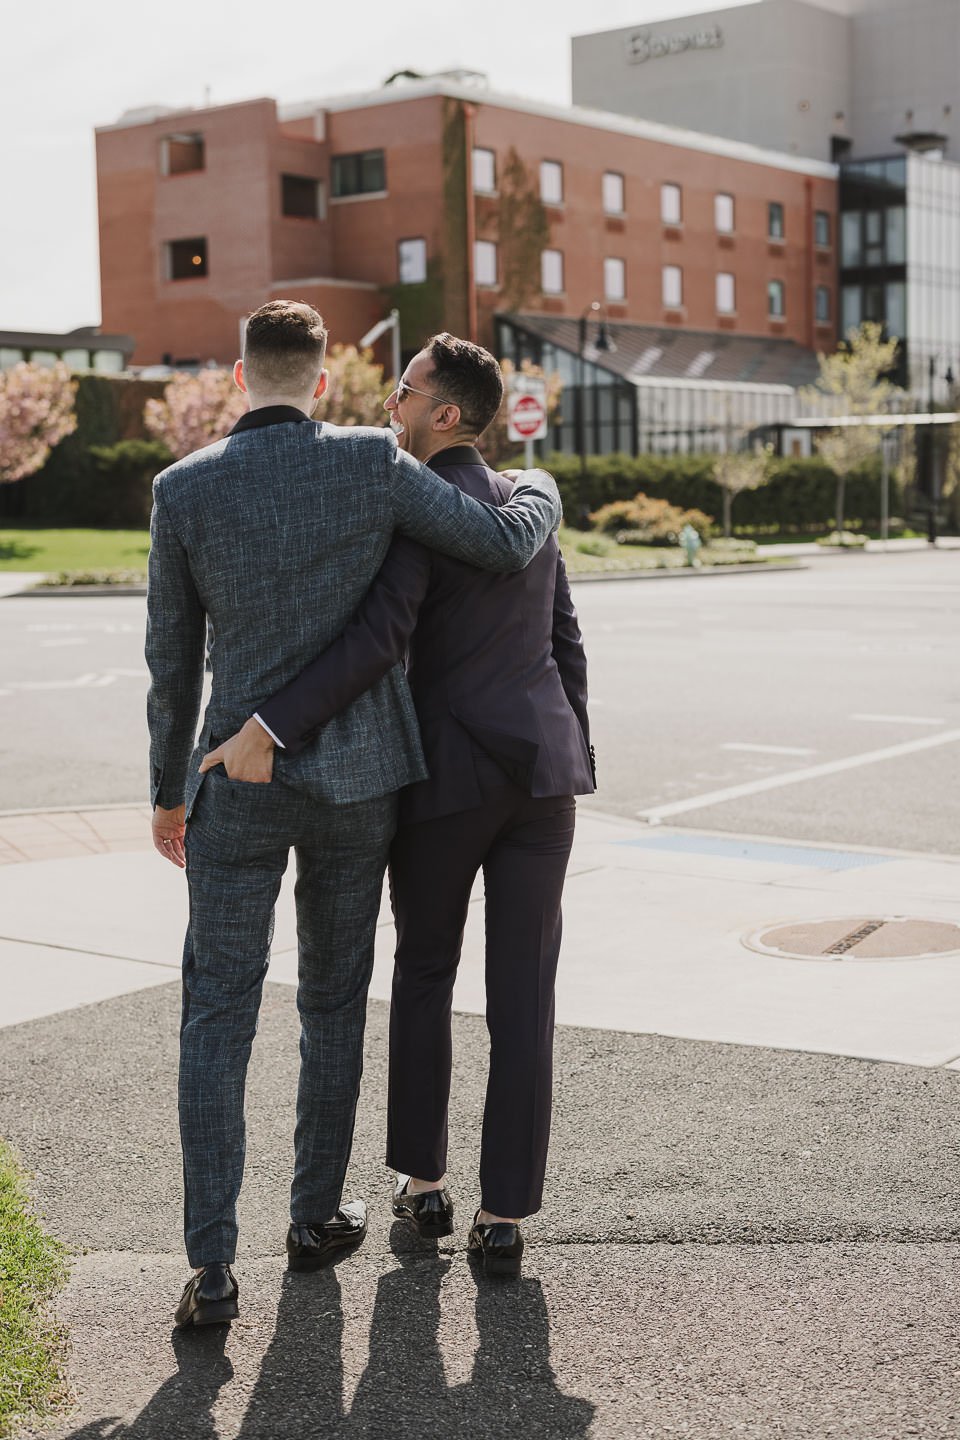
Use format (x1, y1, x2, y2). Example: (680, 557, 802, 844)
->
(434, 403, 461, 434)
(314, 370, 328, 400)
(233, 359, 247, 394)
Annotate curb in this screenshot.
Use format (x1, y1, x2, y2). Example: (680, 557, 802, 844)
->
(569, 560, 807, 583)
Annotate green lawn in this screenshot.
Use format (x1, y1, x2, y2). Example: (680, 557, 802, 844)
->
(0, 1141, 66, 1437)
(558, 526, 772, 574)
(0, 526, 150, 573)
(0, 523, 806, 583)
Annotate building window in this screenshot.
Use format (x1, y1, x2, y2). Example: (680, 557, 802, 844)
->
(662, 264, 683, 308)
(61, 348, 91, 370)
(167, 238, 208, 280)
(815, 285, 831, 323)
(661, 183, 682, 225)
(714, 192, 735, 234)
(282, 175, 323, 219)
(398, 237, 427, 285)
(716, 272, 736, 314)
(603, 171, 625, 215)
(92, 350, 125, 374)
(841, 212, 861, 266)
(768, 201, 785, 240)
(540, 160, 564, 205)
(473, 147, 496, 194)
(331, 150, 385, 198)
(886, 281, 906, 338)
(885, 206, 906, 264)
(864, 210, 884, 265)
(768, 278, 785, 317)
(541, 248, 564, 294)
(160, 133, 204, 176)
(815, 210, 831, 247)
(842, 207, 906, 268)
(475, 240, 498, 288)
(0, 348, 26, 368)
(841, 285, 862, 333)
(604, 257, 626, 301)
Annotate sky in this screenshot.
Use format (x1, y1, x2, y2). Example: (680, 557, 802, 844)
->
(2, 0, 735, 334)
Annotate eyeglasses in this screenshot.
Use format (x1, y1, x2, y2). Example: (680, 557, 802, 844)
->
(395, 377, 451, 406)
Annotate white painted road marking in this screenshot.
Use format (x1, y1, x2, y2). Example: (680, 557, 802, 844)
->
(638, 728, 960, 824)
(852, 713, 946, 727)
(4, 674, 118, 692)
(721, 743, 818, 757)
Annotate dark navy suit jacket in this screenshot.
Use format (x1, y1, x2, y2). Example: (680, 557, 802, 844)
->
(256, 444, 595, 825)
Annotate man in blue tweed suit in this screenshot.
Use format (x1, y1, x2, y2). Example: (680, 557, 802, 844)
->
(145, 300, 560, 1328)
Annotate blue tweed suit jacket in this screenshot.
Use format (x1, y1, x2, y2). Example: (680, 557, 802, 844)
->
(145, 408, 561, 815)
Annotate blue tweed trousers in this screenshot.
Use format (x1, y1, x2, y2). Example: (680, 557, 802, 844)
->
(180, 766, 396, 1266)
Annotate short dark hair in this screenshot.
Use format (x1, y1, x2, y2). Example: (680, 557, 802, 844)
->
(243, 300, 328, 396)
(421, 333, 503, 435)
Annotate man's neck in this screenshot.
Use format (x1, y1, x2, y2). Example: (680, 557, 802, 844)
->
(419, 433, 479, 464)
(246, 397, 314, 416)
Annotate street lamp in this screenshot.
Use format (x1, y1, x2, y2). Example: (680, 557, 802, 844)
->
(924, 355, 955, 544)
(575, 301, 616, 529)
(359, 309, 401, 390)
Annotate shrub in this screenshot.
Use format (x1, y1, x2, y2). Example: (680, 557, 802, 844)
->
(86, 440, 172, 527)
(528, 451, 895, 533)
(592, 492, 714, 545)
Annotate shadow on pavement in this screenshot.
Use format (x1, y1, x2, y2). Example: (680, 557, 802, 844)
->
(55, 1228, 595, 1440)
(57, 1326, 233, 1439)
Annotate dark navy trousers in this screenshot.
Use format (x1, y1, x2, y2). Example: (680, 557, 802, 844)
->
(386, 754, 576, 1218)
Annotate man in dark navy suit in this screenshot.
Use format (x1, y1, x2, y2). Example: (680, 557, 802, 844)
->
(201, 334, 594, 1276)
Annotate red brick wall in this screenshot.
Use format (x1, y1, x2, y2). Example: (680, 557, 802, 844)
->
(96, 89, 837, 368)
(470, 103, 837, 349)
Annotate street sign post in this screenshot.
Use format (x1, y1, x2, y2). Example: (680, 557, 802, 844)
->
(506, 376, 548, 466)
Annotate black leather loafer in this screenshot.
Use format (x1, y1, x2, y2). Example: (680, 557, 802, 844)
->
(392, 1177, 454, 1239)
(467, 1211, 524, 1277)
(174, 1263, 239, 1328)
(287, 1200, 367, 1272)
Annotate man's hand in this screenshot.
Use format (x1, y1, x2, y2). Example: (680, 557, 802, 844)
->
(199, 717, 275, 784)
(153, 804, 186, 868)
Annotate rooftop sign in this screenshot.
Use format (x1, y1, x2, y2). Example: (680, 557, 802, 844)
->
(627, 25, 724, 65)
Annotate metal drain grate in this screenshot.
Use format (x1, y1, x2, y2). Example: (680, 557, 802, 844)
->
(743, 916, 960, 963)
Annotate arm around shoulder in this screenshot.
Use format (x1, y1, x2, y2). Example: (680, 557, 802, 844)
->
(385, 435, 561, 572)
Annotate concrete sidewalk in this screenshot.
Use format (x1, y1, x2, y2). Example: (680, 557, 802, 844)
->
(3, 803, 960, 1437)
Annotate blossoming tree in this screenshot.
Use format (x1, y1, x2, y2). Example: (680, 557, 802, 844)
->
(0, 361, 78, 483)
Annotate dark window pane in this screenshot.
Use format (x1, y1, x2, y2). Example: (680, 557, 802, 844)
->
(815, 210, 831, 246)
(332, 150, 386, 197)
(768, 202, 785, 239)
(282, 175, 319, 218)
(164, 133, 204, 175)
(168, 237, 207, 280)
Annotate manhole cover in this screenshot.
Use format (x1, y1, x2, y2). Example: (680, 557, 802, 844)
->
(743, 916, 960, 963)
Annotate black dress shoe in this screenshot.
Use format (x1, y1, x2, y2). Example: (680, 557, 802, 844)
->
(467, 1211, 524, 1277)
(287, 1200, 367, 1272)
(392, 1177, 454, 1239)
(174, 1263, 239, 1328)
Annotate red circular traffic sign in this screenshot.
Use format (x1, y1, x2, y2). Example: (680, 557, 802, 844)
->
(509, 393, 547, 437)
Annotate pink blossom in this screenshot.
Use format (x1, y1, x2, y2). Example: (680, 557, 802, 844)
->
(0, 361, 78, 483)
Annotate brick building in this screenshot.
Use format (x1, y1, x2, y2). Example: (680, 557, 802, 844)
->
(96, 74, 839, 452)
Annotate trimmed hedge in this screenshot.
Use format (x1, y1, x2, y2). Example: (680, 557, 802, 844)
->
(537, 452, 896, 533)
(0, 374, 169, 524)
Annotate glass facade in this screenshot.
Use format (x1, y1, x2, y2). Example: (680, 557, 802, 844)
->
(905, 153, 960, 399)
(839, 153, 960, 397)
(496, 318, 809, 459)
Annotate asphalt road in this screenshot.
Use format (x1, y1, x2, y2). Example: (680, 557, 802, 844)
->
(5, 984, 960, 1439)
(1, 549, 958, 853)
